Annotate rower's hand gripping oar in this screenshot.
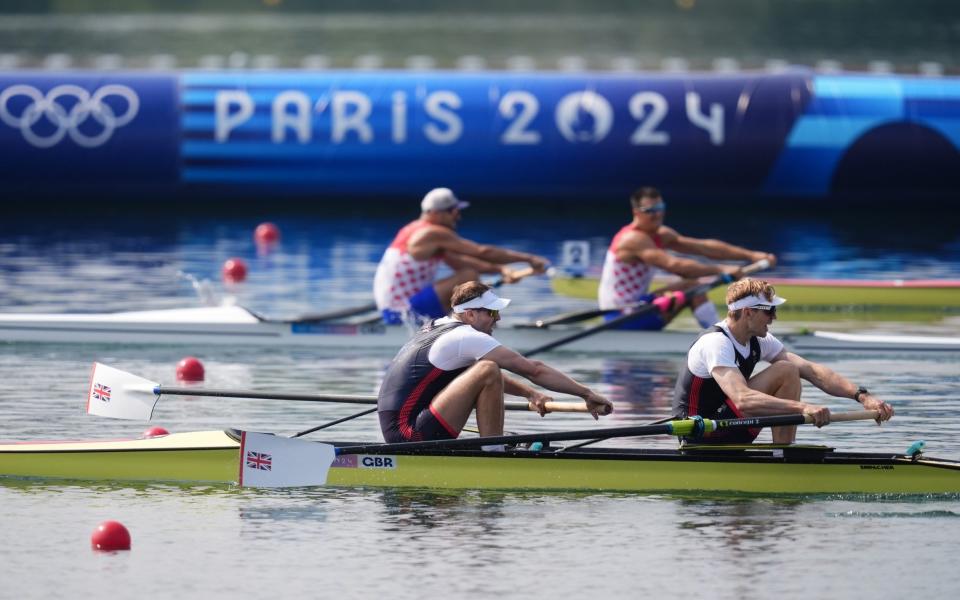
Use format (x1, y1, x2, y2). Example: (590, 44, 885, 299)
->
(85, 362, 592, 421)
(236, 409, 879, 488)
(522, 258, 770, 357)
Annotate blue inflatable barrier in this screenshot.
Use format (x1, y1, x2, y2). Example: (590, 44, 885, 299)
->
(1, 69, 958, 204)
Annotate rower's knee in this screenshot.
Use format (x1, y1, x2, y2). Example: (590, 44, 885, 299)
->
(767, 360, 799, 379)
(474, 359, 502, 382)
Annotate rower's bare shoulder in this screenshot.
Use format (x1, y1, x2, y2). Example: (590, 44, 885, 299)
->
(618, 228, 656, 250)
(657, 225, 681, 243)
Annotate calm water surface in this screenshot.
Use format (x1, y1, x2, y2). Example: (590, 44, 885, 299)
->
(1, 210, 959, 599)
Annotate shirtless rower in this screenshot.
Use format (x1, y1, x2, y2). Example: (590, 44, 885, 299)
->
(598, 187, 776, 330)
(373, 187, 549, 325)
(377, 281, 613, 447)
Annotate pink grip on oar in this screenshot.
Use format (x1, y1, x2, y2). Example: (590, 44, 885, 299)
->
(652, 290, 687, 313)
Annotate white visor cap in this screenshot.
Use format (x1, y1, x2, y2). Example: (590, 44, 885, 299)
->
(421, 187, 470, 212)
(453, 290, 511, 313)
(727, 294, 787, 311)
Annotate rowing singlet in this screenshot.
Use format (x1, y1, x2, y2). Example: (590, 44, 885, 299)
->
(373, 220, 443, 312)
(597, 225, 663, 310)
(673, 325, 761, 443)
(378, 318, 500, 442)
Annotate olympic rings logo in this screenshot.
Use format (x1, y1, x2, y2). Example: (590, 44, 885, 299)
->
(0, 84, 140, 148)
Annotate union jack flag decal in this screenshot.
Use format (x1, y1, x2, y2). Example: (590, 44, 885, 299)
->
(246, 451, 272, 471)
(92, 383, 111, 402)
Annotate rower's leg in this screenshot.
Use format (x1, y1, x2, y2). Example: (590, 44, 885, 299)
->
(433, 269, 480, 312)
(746, 361, 803, 443)
(430, 360, 504, 436)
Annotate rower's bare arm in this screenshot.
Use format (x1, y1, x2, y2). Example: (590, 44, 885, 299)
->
(638, 247, 737, 279)
(503, 375, 553, 416)
(668, 234, 776, 267)
(778, 352, 894, 422)
(484, 347, 613, 418)
(712, 366, 828, 425)
(443, 251, 504, 275)
(437, 232, 548, 272)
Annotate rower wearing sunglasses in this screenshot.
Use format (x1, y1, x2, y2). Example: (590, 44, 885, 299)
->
(598, 186, 776, 330)
(378, 280, 613, 448)
(673, 278, 895, 444)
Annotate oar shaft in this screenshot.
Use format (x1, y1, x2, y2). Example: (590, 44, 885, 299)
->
(337, 409, 877, 454)
(523, 259, 770, 357)
(292, 302, 377, 323)
(158, 386, 377, 404)
(156, 386, 586, 413)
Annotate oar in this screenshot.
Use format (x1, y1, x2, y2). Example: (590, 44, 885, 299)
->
(528, 280, 688, 328)
(334, 409, 877, 454)
(291, 302, 377, 323)
(85, 362, 591, 421)
(521, 258, 770, 357)
(234, 410, 880, 487)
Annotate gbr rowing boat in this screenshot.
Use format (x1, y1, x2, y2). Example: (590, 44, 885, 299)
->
(4, 365, 957, 495)
(2, 428, 959, 494)
(0, 305, 958, 353)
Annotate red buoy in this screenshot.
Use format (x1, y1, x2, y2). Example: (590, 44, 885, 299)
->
(222, 258, 247, 283)
(91, 520, 131, 551)
(176, 356, 205, 382)
(254, 222, 281, 245)
(142, 426, 170, 438)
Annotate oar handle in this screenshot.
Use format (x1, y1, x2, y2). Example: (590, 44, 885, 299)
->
(490, 265, 543, 288)
(808, 410, 879, 424)
(504, 400, 589, 413)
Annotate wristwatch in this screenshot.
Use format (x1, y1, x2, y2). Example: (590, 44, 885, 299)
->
(854, 386, 869, 403)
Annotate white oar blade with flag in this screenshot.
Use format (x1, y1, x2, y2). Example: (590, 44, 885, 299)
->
(86, 362, 160, 421)
(239, 431, 336, 488)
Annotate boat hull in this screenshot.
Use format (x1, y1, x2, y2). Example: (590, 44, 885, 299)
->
(3, 431, 960, 495)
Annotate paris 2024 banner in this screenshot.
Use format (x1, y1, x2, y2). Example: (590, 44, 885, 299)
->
(1, 69, 958, 205)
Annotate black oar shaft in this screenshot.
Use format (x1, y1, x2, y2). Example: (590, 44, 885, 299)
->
(293, 407, 378, 438)
(155, 386, 583, 412)
(158, 386, 377, 404)
(336, 410, 877, 454)
(292, 302, 377, 323)
(523, 259, 769, 357)
(340, 422, 677, 454)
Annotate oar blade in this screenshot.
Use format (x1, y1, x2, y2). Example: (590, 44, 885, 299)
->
(86, 362, 160, 421)
(238, 431, 336, 488)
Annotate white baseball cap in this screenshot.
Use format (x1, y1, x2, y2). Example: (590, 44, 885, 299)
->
(453, 290, 511, 314)
(421, 187, 470, 212)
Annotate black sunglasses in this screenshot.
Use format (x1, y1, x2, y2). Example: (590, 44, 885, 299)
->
(752, 305, 777, 317)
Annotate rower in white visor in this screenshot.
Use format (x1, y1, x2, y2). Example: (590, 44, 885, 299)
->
(674, 278, 894, 445)
(377, 281, 614, 448)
